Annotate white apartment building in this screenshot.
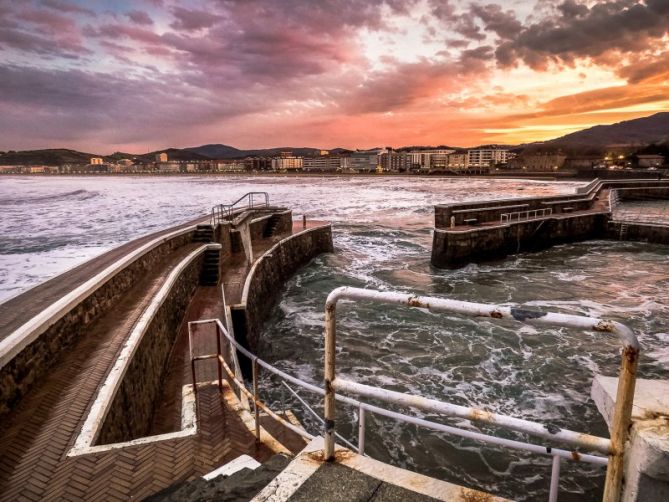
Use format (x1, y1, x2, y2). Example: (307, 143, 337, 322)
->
(466, 149, 510, 167)
(303, 156, 341, 171)
(408, 149, 455, 169)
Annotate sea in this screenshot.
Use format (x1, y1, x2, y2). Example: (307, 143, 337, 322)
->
(1, 175, 667, 501)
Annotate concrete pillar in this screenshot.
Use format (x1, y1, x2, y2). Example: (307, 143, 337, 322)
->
(239, 221, 253, 264)
(591, 375, 669, 501)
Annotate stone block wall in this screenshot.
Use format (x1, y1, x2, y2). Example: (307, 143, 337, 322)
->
(238, 225, 333, 353)
(248, 210, 293, 241)
(97, 253, 203, 444)
(432, 214, 606, 268)
(0, 230, 194, 418)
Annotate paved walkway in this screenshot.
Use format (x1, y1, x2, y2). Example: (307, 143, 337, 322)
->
(0, 216, 311, 501)
(614, 200, 669, 225)
(0, 215, 208, 341)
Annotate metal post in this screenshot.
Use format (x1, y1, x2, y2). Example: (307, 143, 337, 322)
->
(324, 294, 338, 460)
(549, 455, 560, 502)
(215, 323, 223, 393)
(252, 358, 260, 441)
(358, 405, 366, 456)
(188, 323, 197, 394)
(602, 346, 639, 502)
(303, 214, 307, 229)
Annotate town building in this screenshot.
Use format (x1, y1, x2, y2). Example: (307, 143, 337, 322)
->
(466, 149, 511, 168)
(379, 149, 410, 172)
(507, 153, 567, 171)
(156, 152, 168, 163)
(90, 157, 104, 165)
(244, 157, 272, 171)
(303, 156, 341, 172)
(343, 152, 378, 173)
(271, 155, 303, 171)
(637, 154, 665, 168)
(407, 149, 455, 170)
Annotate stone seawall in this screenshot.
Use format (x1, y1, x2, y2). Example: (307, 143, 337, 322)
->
(249, 210, 293, 241)
(607, 221, 669, 245)
(432, 213, 607, 267)
(97, 252, 204, 444)
(0, 229, 195, 418)
(234, 225, 334, 354)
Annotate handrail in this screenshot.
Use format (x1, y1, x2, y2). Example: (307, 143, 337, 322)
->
(190, 314, 618, 502)
(323, 287, 639, 502)
(501, 208, 553, 223)
(211, 192, 270, 225)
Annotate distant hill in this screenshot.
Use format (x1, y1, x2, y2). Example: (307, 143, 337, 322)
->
(0, 149, 98, 166)
(183, 144, 325, 159)
(547, 112, 669, 147)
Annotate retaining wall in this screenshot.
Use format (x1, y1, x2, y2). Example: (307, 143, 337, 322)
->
(249, 210, 293, 241)
(97, 251, 204, 444)
(606, 221, 669, 245)
(432, 213, 607, 268)
(0, 228, 196, 418)
(233, 225, 334, 354)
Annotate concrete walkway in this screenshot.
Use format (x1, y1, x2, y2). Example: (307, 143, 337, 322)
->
(0, 216, 305, 501)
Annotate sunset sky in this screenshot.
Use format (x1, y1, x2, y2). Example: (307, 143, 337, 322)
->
(1, 0, 668, 153)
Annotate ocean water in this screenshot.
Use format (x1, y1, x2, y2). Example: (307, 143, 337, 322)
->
(1, 175, 668, 500)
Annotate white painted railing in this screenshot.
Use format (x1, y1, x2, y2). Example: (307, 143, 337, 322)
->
(323, 287, 639, 502)
(501, 207, 553, 223)
(187, 286, 638, 502)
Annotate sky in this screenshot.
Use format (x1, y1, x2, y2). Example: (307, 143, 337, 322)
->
(0, 0, 668, 154)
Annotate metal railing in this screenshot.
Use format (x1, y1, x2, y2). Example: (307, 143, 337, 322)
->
(501, 207, 553, 223)
(211, 192, 270, 225)
(187, 286, 638, 502)
(323, 287, 639, 502)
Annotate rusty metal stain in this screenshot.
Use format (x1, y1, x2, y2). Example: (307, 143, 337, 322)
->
(571, 451, 581, 461)
(460, 487, 495, 502)
(593, 320, 615, 332)
(306, 449, 355, 464)
(490, 310, 503, 319)
(510, 308, 547, 321)
(623, 345, 639, 367)
(470, 408, 494, 422)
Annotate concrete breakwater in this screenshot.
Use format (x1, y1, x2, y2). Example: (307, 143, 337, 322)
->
(432, 179, 669, 268)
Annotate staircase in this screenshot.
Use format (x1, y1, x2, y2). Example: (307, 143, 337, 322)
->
(193, 225, 214, 242)
(200, 248, 220, 286)
(263, 214, 282, 238)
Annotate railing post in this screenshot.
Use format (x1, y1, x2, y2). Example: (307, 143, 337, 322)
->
(358, 405, 366, 456)
(548, 455, 560, 502)
(602, 345, 639, 502)
(215, 323, 223, 393)
(303, 214, 307, 229)
(252, 357, 260, 442)
(324, 295, 337, 460)
(188, 323, 197, 394)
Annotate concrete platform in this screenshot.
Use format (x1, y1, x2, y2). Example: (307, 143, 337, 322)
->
(252, 437, 509, 502)
(591, 375, 669, 501)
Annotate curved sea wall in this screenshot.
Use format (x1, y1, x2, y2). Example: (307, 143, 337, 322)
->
(0, 226, 197, 417)
(96, 246, 208, 445)
(232, 224, 334, 354)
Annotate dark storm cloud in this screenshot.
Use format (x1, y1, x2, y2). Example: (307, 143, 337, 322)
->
(495, 0, 669, 69)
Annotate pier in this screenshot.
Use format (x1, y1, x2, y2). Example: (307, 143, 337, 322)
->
(431, 179, 669, 267)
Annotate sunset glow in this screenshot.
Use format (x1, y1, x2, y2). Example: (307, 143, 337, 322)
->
(1, 0, 668, 152)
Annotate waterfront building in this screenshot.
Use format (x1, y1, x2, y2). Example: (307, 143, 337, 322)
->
(157, 161, 180, 173)
(507, 153, 567, 171)
(407, 149, 455, 170)
(344, 152, 378, 173)
(303, 155, 341, 172)
(271, 156, 303, 171)
(379, 149, 410, 172)
(90, 157, 104, 165)
(637, 154, 665, 168)
(156, 152, 168, 163)
(244, 157, 272, 171)
(466, 148, 511, 167)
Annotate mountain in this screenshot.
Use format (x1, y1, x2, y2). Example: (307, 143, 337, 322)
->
(0, 149, 98, 166)
(183, 144, 324, 159)
(547, 112, 669, 147)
